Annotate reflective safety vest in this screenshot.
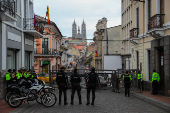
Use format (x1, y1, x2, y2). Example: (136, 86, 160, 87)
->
(122, 74, 132, 82)
(138, 74, 143, 81)
(24, 72, 30, 78)
(30, 75, 38, 79)
(152, 72, 160, 83)
(5, 72, 11, 81)
(16, 72, 21, 79)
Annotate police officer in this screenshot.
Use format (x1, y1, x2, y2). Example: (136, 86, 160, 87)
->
(56, 67, 69, 105)
(5, 69, 12, 86)
(16, 70, 21, 81)
(138, 71, 143, 92)
(151, 69, 160, 95)
(70, 68, 82, 105)
(11, 70, 17, 84)
(122, 71, 132, 97)
(86, 67, 100, 105)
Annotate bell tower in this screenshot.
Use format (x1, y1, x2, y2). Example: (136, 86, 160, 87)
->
(72, 19, 77, 38)
(81, 19, 86, 39)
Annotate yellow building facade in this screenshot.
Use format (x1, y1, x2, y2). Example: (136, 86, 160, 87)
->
(129, 0, 170, 96)
(121, 0, 132, 70)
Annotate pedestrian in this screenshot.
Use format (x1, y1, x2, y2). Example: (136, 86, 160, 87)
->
(56, 67, 69, 105)
(86, 67, 100, 105)
(122, 71, 132, 97)
(70, 68, 82, 105)
(116, 74, 120, 93)
(5, 69, 12, 86)
(137, 71, 143, 93)
(151, 69, 160, 95)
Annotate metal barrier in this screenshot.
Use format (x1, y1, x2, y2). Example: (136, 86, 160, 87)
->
(33, 69, 142, 92)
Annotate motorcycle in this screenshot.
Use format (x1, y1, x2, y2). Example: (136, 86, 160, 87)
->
(7, 79, 56, 108)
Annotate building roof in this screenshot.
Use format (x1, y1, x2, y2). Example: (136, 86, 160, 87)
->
(74, 46, 84, 50)
(35, 15, 63, 37)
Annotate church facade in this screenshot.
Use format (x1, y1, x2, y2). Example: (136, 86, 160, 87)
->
(72, 20, 86, 39)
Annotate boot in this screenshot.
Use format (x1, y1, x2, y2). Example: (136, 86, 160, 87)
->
(70, 95, 74, 105)
(91, 96, 95, 105)
(79, 96, 82, 105)
(86, 95, 90, 105)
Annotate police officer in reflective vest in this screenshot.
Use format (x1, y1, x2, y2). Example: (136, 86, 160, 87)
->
(151, 69, 160, 95)
(70, 68, 82, 105)
(122, 71, 132, 97)
(86, 67, 100, 105)
(138, 71, 143, 92)
(56, 67, 69, 105)
(5, 69, 12, 86)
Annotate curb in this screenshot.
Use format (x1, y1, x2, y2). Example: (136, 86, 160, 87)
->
(131, 92, 170, 112)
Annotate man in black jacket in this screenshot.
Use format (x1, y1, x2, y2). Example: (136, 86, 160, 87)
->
(70, 68, 82, 105)
(86, 67, 100, 105)
(56, 67, 69, 105)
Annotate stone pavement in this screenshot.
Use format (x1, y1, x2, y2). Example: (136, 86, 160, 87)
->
(4, 88, 168, 113)
(131, 91, 170, 112)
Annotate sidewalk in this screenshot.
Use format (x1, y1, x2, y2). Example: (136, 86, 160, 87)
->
(0, 100, 16, 113)
(131, 91, 170, 112)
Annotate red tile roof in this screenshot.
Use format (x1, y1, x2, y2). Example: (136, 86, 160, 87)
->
(74, 46, 84, 50)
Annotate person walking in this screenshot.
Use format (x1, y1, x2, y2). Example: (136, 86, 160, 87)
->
(151, 69, 160, 95)
(56, 67, 69, 105)
(122, 71, 132, 97)
(70, 68, 82, 105)
(86, 67, 100, 105)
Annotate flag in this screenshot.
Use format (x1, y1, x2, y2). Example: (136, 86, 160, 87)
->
(34, 14, 35, 27)
(46, 6, 50, 25)
(95, 48, 98, 57)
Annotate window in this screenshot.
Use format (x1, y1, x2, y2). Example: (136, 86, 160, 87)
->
(160, 0, 164, 14)
(7, 49, 16, 70)
(136, 7, 139, 28)
(148, 0, 151, 19)
(25, 51, 30, 70)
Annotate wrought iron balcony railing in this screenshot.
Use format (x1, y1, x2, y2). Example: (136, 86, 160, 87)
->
(34, 48, 62, 56)
(24, 18, 44, 34)
(148, 14, 165, 30)
(0, 0, 15, 17)
(130, 28, 139, 38)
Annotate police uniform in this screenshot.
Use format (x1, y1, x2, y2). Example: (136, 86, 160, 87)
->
(86, 67, 100, 105)
(70, 68, 82, 105)
(122, 74, 132, 97)
(137, 72, 143, 92)
(56, 67, 69, 105)
(151, 72, 160, 95)
(5, 71, 12, 86)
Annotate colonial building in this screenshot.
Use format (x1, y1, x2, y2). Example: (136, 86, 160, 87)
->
(129, 0, 170, 96)
(93, 17, 107, 69)
(121, 0, 132, 70)
(34, 15, 62, 73)
(0, 0, 43, 99)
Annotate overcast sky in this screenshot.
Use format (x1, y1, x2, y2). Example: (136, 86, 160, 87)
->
(34, 0, 121, 42)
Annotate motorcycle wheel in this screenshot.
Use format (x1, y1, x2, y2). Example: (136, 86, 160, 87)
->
(41, 92, 57, 107)
(5, 92, 14, 103)
(8, 94, 23, 108)
(36, 95, 42, 104)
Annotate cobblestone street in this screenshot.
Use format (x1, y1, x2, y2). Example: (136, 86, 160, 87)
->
(10, 88, 168, 113)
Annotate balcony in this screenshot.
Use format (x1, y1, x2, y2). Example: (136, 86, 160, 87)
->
(147, 14, 165, 38)
(23, 18, 43, 39)
(0, 0, 17, 21)
(34, 48, 62, 57)
(129, 28, 139, 44)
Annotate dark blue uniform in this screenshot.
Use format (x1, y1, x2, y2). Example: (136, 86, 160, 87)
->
(86, 69, 100, 105)
(70, 70, 82, 105)
(56, 70, 69, 105)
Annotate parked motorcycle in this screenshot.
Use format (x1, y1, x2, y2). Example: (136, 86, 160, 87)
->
(7, 79, 56, 108)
